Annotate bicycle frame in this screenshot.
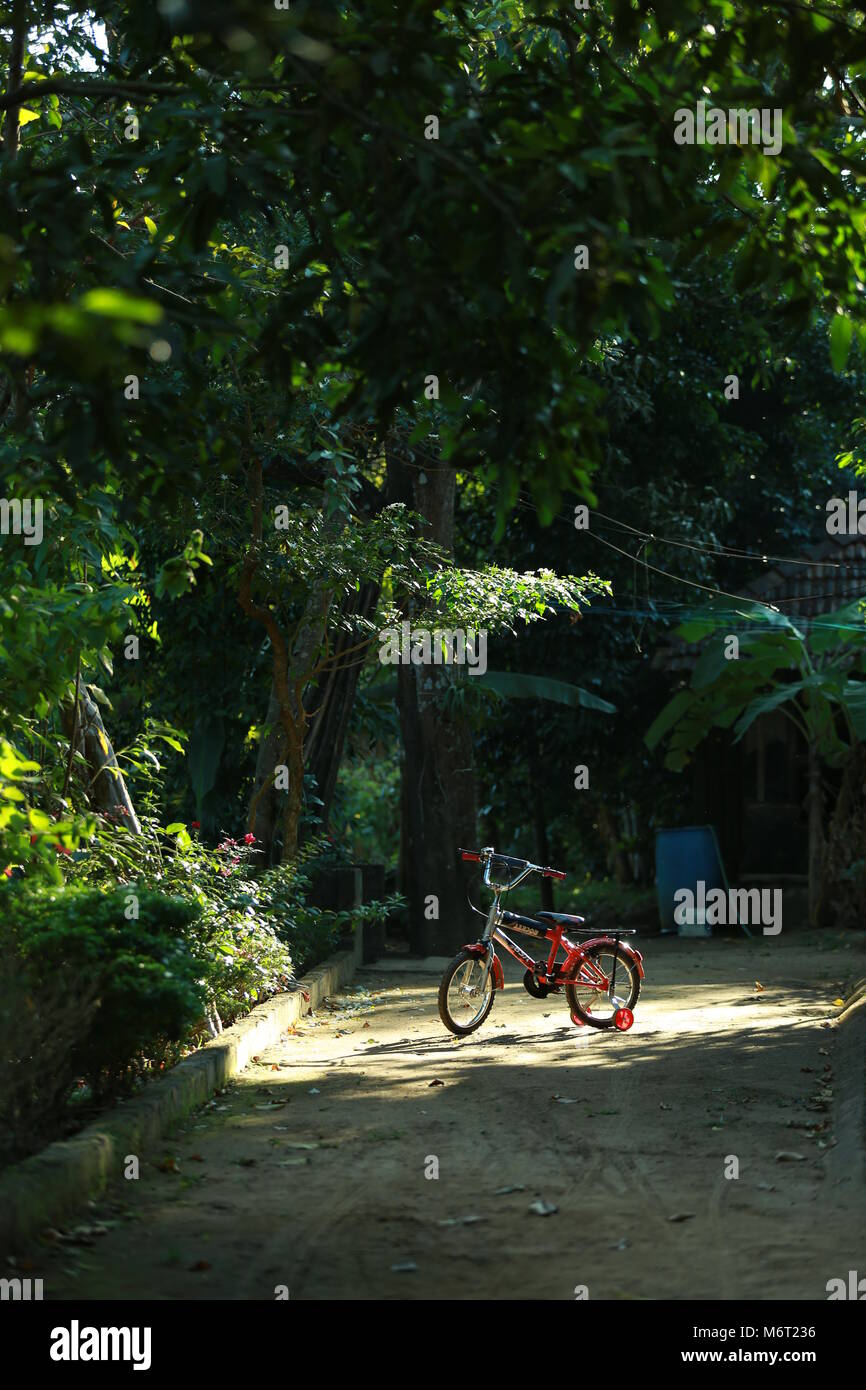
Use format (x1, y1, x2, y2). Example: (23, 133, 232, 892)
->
(465, 850, 644, 995)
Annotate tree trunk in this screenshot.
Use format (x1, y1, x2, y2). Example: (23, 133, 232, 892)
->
(528, 729, 554, 910)
(3, 1, 26, 160)
(304, 578, 380, 828)
(597, 802, 630, 885)
(280, 721, 306, 863)
(247, 576, 380, 862)
(62, 678, 141, 832)
(248, 681, 285, 864)
(387, 441, 478, 955)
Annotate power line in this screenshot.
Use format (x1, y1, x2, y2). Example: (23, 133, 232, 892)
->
(590, 506, 858, 572)
(511, 493, 785, 612)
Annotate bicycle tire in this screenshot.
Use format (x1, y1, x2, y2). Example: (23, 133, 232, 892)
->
(438, 948, 496, 1036)
(565, 943, 641, 1030)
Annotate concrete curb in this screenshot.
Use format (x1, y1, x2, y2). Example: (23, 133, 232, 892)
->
(0, 932, 362, 1256)
(837, 976, 866, 1025)
(828, 976, 866, 1190)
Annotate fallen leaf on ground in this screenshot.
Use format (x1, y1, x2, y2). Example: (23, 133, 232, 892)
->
(528, 1200, 558, 1217)
(494, 1184, 525, 1195)
(428, 1079, 445, 1088)
(391, 1262, 417, 1273)
(775, 1151, 806, 1162)
(668, 1213, 695, 1223)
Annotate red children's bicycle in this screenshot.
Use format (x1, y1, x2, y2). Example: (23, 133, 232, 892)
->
(438, 847, 644, 1037)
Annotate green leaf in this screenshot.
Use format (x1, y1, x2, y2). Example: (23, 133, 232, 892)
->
(645, 690, 695, 750)
(80, 288, 163, 324)
(474, 670, 616, 713)
(830, 313, 853, 373)
(809, 602, 866, 653)
(840, 682, 866, 740)
(188, 715, 224, 820)
(732, 682, 806, 742)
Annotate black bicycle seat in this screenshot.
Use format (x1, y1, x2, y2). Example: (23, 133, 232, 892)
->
(538, 911, 637, 937)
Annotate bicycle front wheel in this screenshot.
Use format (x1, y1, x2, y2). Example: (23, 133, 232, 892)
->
(565, 943, 641, 1030)
(438, 948, 496, 1036)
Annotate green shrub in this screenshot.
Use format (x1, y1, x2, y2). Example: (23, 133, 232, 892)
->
(0, 951, 100, 1166)
(2, 882, 207, 1093)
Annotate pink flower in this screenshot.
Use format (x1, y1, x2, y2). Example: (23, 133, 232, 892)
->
(243, 833, 256, 845)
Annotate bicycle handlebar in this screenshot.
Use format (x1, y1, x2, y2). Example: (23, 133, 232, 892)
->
(458, 847, 566, 880)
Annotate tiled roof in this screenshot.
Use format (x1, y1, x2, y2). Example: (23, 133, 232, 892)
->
(654, 530, 866, 671)
(741, 530, 866, 617)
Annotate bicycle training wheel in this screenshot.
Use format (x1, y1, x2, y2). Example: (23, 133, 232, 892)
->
(565, 943, 640, 1030)
(438, 948, 496, 1036)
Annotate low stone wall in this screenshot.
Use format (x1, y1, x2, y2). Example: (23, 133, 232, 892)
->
(0, 929, 362, 1256)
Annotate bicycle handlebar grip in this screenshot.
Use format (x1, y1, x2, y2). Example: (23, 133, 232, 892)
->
(459, 848, 482, 862)
(543, 866, 567, 879)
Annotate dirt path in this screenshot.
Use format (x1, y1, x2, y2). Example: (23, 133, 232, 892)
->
(28, 932, 866, 1301)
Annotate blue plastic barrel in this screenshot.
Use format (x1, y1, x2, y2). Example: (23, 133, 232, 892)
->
(655, 826, 727, 935)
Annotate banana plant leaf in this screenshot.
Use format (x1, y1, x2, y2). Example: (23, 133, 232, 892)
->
(473, 670, 616, 713)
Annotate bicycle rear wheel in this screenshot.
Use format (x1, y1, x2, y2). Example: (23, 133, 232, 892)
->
(565, 943, 640, 1030)
(438, 948, 496, 1036)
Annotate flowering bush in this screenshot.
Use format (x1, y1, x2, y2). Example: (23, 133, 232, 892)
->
(28, 806, 400, 1038)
